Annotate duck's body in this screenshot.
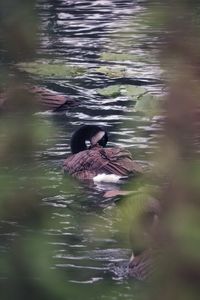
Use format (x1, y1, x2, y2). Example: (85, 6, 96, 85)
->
(64, 145, 142, 180)
(30, 85, 74, 111)
(63, 125, 143, 180)
(128, 197, 161, 280)
(0, 85, 74, 112)
(128, 249, 157, 280)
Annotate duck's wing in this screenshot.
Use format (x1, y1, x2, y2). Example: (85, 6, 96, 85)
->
(128, 250, 154, 280)
(63, 147, 143, 180)
(63, 148, 108, 180)
(100, 147, 143, 176)
(31, 86, 74, 111)
(0, 85, 74, 112)
(129, 248, 161, 280)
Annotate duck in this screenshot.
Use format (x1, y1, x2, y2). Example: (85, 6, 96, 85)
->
(128, 248, 160, 280)
(128, 197, 161, 280)
(0, 84, 74, 112)
(28, 85, 75, 111)
(63, 124, 143, 181)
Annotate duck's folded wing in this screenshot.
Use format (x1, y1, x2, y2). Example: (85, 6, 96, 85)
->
(129, 251, 154, 280)
(31, 86, 71, 111)
(63, 149, 109, 179)
(63, 147, 143, 180)
(100, 148, 143, 176)
(0, 85, 73, 112)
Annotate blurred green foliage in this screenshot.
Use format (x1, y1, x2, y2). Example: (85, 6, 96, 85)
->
(0, 0, 37, 62)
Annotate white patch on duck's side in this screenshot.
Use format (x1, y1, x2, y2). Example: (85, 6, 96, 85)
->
(91, 131, 105, 146)
(129, 252, 135, 263)
(93, 173, 123, 183)
(34, 110, 53, 116)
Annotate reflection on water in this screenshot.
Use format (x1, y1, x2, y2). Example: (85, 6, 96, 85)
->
(1, 0, 163, 298)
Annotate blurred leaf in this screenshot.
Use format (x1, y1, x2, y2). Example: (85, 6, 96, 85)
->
(113, 183, 157, 247)
(169, 207, 200, 263)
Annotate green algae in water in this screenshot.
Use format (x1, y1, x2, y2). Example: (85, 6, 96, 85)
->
(135, 93, 162, 116)
(18, 61, 86, 78)
(122, 85, 147, 97)
(97, 85, 147, 98)
(97, 84, 162, 117)
(95, 66, 127, 78)
(95, 65, 141, 78)
(97, 85, 122, 97)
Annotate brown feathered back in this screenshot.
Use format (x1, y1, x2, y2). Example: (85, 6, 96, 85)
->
(63, 145, 143, 180)
(128, 249, 157, 280)
(0, 85, 74, 112)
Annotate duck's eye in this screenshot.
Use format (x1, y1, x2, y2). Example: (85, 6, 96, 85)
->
(85, 140, 90, 148)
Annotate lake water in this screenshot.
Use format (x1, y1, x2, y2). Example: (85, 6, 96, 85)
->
(1, 0, 163, 299)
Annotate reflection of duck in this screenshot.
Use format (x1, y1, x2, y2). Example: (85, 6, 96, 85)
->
(0, 85, 74, 112)
(63, 125, 143, 180)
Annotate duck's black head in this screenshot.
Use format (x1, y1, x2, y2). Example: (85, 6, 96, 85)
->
(70, 124, 108, 154)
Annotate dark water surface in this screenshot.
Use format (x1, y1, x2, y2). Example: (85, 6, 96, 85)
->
(2, 0, 163, 298)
